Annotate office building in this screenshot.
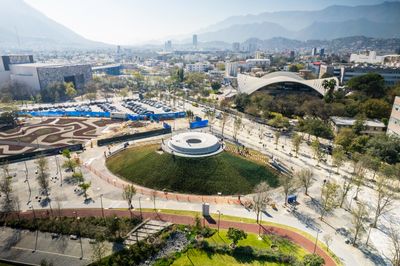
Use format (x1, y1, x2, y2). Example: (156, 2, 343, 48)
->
(225, 62, 238, 77)
(319, 64, 334, 78)
(232, 42, 240, 52)
(319, 48, 325, 57)
(192, 35, 198, 49)
(387, 96, 400, 137)
(245, 59, 271, 69)
(185, 63, 210, 73)
(255, 51, 265, 59)
(311, 48, 317, 56)
(0, 55, 92, 91)
(350, 51, 385, 64)
(164, 40, 172, 52)
(340, 65, 400, 86)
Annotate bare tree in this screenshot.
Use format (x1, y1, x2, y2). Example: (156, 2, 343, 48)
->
(295, 168, 314, 196)
(350, 202, 368, 246)
(233, 115, 242, 143)
(274, 131, 281, 150)
(35, 157, 50, 197)
(91, 239, 109, 263)
(323, 234, 333, 252)
(320, 181, 340, 220)
(291, 133, 302, 157)
(280, 174, 297, 205)
(388, 222, 400, 266)
(252, 182, 270, 223)
(122, 185, 136, 218)
(332, 147, 346, 174)
(352, 166, 366, 201)
(0, 165, 15, 215)
(205, 109, 216, 133)
(339, 178, 353, 208)
(220, 112, 230, 139)
(371, 173, 395, 228)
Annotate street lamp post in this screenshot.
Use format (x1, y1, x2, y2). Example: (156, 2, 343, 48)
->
(138, 197, 143, 220)
(313, 229, 320, 254)
(24, 161, 32, 202)
(100, 194, 104, 219)
(73, 211, 83, 260)
(217, 210, 222, 233)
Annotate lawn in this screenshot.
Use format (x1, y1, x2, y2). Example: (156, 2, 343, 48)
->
(171, 249, 286, 266)
(106, 144, 279, 195)
(171, 230, 307, 266)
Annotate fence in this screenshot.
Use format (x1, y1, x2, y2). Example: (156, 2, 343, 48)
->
(0, 144, 83, 165)
(97, 128, 172, 146)
(20, 110, 186, 121)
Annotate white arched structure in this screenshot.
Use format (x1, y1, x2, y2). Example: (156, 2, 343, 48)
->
(237, 71, 339, 96)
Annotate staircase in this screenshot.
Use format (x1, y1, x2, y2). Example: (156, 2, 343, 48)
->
(124, 219, 172, 245)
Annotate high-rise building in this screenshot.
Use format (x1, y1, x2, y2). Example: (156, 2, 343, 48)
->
(232, 42, 240, 52)
(319, 48, 325, 56)
(311, 48, 317, 56)
(225, 62, 238, 77)
(387, 96, 400, 137)
(192, 34, 198, 49)
(164, 40, 172, 52)
(289, 51, 295, 59)
(255, 51, 265, 59)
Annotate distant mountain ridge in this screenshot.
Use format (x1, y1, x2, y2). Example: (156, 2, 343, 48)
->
(197, 1, 400, 42)
(0, 0, 109, 50)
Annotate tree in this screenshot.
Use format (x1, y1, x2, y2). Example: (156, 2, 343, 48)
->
(334, 128, 356, 152)
(311, 139, 324, 165)
(303, 254, 325, 266)
(79, 182, 91, 199)
(388, 223, 400, 266)
(332, 146, 346, 173)
(295, 169, 314, 196)
(227, 227, 247, 246)
(371, 172, 395, 228)
(274, 131, 281, 150)
(322, 79, 336, 103)
(280, 174, 297, 205)
(71, 171, 84, 183)
(347, 73, 385, 98)
(233, 115, 242, 143)
(323, 234, 333, 252)
(62, 158, 78, 173)
(91, 240, 109, 263)
(205, 109, 216, 133)
(252, 182, 270, 223)
(360, 99, 391, 119)
(320, 181, 340, 220)
(0, 111, 18, 128)
(211, 81, 221, 91)
(0, 164, 15, 213)
(352, 165, 365, 201)
(123, 185, 136, 218)
(65, 82, 77, 99)
(220, 111, 230, 139)
(268, 113, 289, 129)
(366, 134, 400, 164)
(234, 93, 250, 112)
(339, 178, 353, 208)
(291, 133, 303, 157)
(350, 202, 368, 246)
(35, 157, 50, 197)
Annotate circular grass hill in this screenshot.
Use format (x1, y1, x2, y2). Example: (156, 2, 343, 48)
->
(106, 144, 279, 195)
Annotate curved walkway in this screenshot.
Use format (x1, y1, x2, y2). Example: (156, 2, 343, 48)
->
(15, 208, 336, 266)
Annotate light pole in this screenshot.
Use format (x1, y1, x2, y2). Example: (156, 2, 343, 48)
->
(73, 211, 83, 260)
(217, 210, 222, 234)
(100, 194, 104, 219)
(138, 196, 143, 220)
(24, 161, 32, 202)
(313, 229, 320, 254)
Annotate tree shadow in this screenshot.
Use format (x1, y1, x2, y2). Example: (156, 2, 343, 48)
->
(291, 209, 320, 231)
(261, 210, 273, 218)
(84, 197, 94, 205)
(203, 215, 216, 225)
(1, 229, 21, 251)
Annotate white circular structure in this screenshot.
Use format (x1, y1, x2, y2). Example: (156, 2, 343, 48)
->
(162, 132, 224, 158)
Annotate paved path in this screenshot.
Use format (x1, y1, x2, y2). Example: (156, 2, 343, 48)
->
(14, 208, 337, 266)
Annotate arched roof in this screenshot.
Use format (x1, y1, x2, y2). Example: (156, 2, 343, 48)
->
(237, 71, 339, 96)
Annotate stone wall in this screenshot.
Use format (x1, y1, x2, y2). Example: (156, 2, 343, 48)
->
(37, 64, 92, 90)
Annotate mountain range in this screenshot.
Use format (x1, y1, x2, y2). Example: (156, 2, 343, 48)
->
(0, 0, 107, 50)
(0, 0, 399, 50)
(197, 1, 400, 42)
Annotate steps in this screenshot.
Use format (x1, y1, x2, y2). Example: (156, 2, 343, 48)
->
(124, 219, 172, 245)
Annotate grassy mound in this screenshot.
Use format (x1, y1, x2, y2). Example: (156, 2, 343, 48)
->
(106, 144, 279, 195)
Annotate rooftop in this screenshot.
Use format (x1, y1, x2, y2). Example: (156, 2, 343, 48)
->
(330, 116, 385, 128)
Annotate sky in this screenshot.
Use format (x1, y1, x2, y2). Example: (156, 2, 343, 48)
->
(25, 0, 389, 45)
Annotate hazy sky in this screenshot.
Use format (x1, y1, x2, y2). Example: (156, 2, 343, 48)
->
(25, 0, 389, 45)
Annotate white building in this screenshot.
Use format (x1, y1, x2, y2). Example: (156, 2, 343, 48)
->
(225, 62, 238, 77)
(350, 51, 385, 64)
(245, 59, 271, 69)
(185, 63, 210, 73)
(387, 96, 400, 138)
(330, 116, 386, 135)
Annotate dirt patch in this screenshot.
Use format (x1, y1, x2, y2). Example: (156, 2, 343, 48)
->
(92, 119, 119, 127)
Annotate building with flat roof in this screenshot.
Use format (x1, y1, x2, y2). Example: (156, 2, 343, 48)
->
(340, 65, 400, 86)
(0, 55, 92, 91)
(330, 116, 386, 135)
(387, 96, 400, 138)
